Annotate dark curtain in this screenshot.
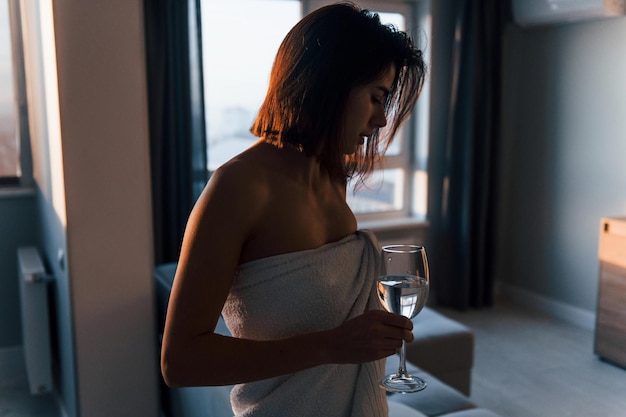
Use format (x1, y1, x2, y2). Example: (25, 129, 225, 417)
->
(144, 0, 207, 265)
(427, 0, 510, 309)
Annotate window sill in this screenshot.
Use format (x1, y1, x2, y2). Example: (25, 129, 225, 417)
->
(358, 216, 429, 235)
(0, 185, 36, 200)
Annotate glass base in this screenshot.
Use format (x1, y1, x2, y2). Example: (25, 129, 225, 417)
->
(380, 374, 427, 394)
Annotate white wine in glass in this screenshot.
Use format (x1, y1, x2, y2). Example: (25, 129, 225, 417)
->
(377, 245, 429, 393)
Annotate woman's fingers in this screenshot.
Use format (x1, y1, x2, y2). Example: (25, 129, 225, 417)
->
(326, 310, 415, 363)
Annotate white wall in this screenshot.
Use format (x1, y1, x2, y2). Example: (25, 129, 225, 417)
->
(496, 16, 626, 324)
(20, 0, 77, 412)
(21, 0, 159, 415)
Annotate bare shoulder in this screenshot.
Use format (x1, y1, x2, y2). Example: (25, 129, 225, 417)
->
(197, 147, 272, 224)
(210, 153, 268, 195)
(175, 144, 276, 272)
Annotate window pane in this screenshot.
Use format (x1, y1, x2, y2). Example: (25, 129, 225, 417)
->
(412, 169, 427, 218)
(201, 0, 301, 171)
(348, 9, 409, 215)
(378, 12, 405, 156)
(347, 169, 404, 214)
(0, 0, 18, 178)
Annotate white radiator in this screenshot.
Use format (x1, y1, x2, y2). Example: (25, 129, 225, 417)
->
(17, 246, 53, 394)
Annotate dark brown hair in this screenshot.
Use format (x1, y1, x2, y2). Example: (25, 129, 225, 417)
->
(251, 2, 427, 183)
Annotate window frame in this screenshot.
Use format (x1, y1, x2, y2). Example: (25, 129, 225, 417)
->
(306, 0, 426, 223)
(1, 0, 32, 188)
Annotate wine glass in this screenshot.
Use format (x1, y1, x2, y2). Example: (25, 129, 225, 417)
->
(377, 244, 430, 393)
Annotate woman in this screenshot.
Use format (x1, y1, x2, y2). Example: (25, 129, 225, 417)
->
(161, 3, 427, 416)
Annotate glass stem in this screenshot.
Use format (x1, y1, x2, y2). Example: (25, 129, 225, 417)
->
(397, 340, 408, 377)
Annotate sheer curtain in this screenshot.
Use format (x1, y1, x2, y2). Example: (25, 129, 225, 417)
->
(144, 0, 207, 265)
(427, 0, 510, 309)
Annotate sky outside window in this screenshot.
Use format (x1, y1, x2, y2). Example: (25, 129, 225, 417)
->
(201, 0, 301, 171)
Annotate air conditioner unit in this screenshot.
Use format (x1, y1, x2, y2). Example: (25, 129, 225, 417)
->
(513, 0, 626, 26)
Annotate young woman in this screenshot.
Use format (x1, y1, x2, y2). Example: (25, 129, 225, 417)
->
(161, 3, 427, 416)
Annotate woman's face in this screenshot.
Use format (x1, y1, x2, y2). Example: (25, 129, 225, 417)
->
(340, 64, 396, 155)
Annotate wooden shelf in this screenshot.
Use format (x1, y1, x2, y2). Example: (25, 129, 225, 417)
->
(594, 217, 626, 367)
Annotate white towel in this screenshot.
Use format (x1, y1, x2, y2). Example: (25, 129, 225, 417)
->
(222, 230, 387, 417)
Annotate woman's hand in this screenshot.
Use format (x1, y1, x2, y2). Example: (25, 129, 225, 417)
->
(324, 309, 414, 364)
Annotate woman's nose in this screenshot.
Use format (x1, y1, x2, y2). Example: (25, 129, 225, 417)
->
(372, 106, 388, 129)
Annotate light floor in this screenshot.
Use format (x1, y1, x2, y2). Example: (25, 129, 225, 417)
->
(436, 299, 626, 417)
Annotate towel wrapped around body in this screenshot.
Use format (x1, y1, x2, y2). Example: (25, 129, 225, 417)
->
(221, 230, 387, 417)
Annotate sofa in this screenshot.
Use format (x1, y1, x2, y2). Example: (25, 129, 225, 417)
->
(155, 263, 502, 417)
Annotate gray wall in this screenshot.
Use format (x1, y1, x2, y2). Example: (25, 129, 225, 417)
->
(495, 17, 626, 316)
(0, 191, 40, 347)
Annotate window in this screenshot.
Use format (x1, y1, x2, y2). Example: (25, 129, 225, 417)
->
(0, 0, 19, 183)
(342, 6, 412, 220)
(200, 0, 430, 221)
(0, 0, 30, 188)
(201, 0, 301, 172)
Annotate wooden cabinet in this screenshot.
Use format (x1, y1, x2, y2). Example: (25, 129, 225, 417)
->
(594, 217, 626, 367)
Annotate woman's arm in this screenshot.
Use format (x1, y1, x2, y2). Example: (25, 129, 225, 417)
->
(160, 162, 413, 388)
